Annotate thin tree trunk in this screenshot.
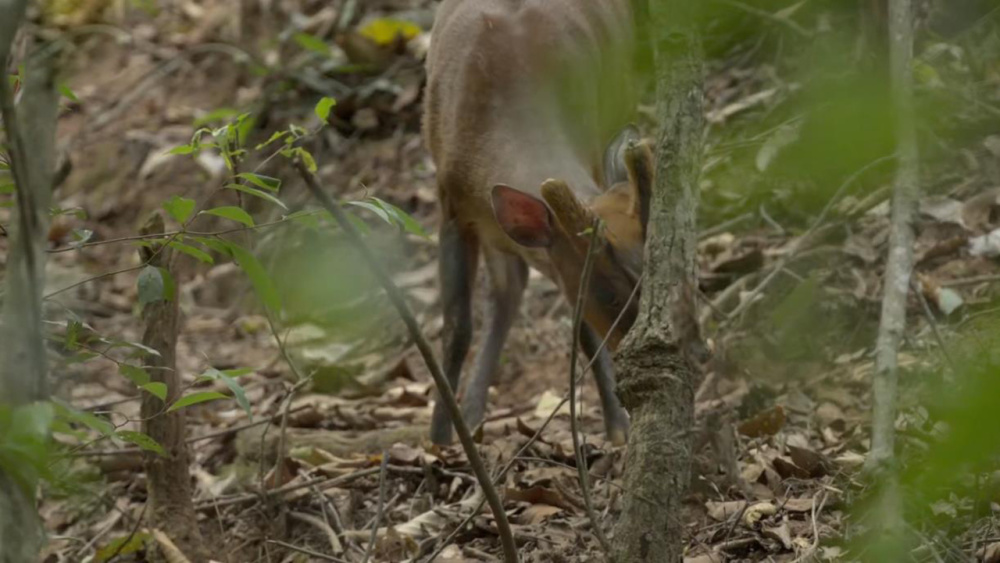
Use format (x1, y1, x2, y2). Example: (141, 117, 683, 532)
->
(867, 0, 917, 546)
(612, 2, 705, 560)
(0, 10, 60, 561)
(137, 215, 211, 561)
(870, 0, 918, 473)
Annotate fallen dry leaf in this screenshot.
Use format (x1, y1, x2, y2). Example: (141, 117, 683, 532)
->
(505, 486, 576, 511)
(788, 445, 832, 478)
(743, 502, 778, 527)
(517, 503, 563, 525)
(763, 521, 793, 550)
(706, 500, 747, 522)
(738, 405, 786, 438)
(834, 451, 866, 468)
(979, 542, 1000, 563)
(783, 497, 816, 513)
(772, 456, 810, 480)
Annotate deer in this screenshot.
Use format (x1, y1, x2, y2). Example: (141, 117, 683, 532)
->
(422, 0, 654, 446)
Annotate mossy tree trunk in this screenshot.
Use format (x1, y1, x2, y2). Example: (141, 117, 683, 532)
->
(612, 1, 706, 561)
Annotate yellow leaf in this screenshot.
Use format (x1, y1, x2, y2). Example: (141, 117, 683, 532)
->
(358, 18, 421, 46)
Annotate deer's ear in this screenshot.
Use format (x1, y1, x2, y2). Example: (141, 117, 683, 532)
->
(492, 184, 554, 248)
(603, 124, 640, 188)
(625, 139, 655, 233)
(541, 178, 594, 240)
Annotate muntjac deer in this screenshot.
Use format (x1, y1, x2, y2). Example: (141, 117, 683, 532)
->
(423, 0, 654, 446)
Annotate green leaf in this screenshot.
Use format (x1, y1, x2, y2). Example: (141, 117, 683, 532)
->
(163, 195, 196, 224)
(294, 32, 330, 55)
(109, 340, 162, 358)
(168, 241, 214, 263)
(51, 206, 88, 219)
(315, 97, 336, 121)
(65, 320, 81, 351)
(348, 200, 391, 224)
(235, 113, 256, 147)
(284, 147, 317, 172)
(225, 184, 287, 210)
(226, 242, 282, 312)
(254, 130, 289, 150)
(58, 404, 114, 437)
(169, 144, 197, 155)
(115, 430, 165, 456)
(202, 368, 252, 419)
(137, 265, 166, 305)
(372, 197, 428, 238)
(344, 209, 371, 236)
(140, 382, 167, 401)
(229, 243, 281, 311)
(201, 206, 255, 227)
(119, 364, 151, 386)
(158, 267, 176, 301)
(58, 83, 79, 102)
(71, 229, 94, 247)
(190, 236, 231, 256)
(94, 532, 152, 563)
(0, 403, 56, 492)
(236, 172, 281, 192)
(65, 351, 99, 364)
(193, 107, 239, 127)
(286, 210, 321, 229)
(167, 391, 228, 413)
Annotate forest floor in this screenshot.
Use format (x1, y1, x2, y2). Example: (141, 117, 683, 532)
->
(14, 0, 1000, 561)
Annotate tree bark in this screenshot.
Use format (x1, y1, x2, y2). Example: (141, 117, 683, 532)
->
(612, 2, 705, 561)
(137, 215, 211, 561)
(0, 12, 59, 562)
(869, 0, 917, 473)
(866, 0, 917, 547)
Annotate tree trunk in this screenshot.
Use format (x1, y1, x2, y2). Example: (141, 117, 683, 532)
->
(0, 13, 60, 562)
(612, 2, 705, 561)
(137, 215, 211, 561)
(867, 0, 918, 547)
(870, 0, 917, 473)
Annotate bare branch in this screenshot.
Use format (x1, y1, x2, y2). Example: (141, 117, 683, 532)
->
(295, 162, 519, 563)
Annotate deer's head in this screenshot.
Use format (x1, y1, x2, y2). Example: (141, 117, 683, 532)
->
(491, 130, 654, 349)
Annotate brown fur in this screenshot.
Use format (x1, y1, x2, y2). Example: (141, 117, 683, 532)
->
(423, 0, 653, 445)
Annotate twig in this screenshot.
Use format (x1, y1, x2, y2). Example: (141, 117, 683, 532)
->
(105, 502, 148, 563)
(941, 274, 1000, 287)
(568, 223, 612, 557)
(723, 155, 895, 325)
(792, 491, 828, 563)
(194, 466, 382, 511)
(46, 211, 322, 254)
(700, 212, 752, 240)
(296, 163, 518, 563)
(425, 277, 643, 562)
(709, 0, 812, 37)
(362, 451, 390, 563)
(266, 539, 349, 563)
(290, 511, 343, 555)
(910, 278, 958, 375)
(313, 484, 353, 553)
(262, 320, 312, 494)
(68, 405, 310, 457)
